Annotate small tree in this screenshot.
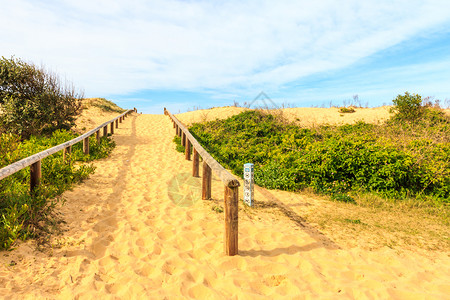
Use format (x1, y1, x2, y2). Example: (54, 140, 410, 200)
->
(0, 56, 83, 138)
(390, 92, 424, 122)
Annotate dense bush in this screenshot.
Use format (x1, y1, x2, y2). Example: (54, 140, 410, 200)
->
(0, 131, 116, 249)
(0, 56, 83, 138)
(187, 103, 449, 203)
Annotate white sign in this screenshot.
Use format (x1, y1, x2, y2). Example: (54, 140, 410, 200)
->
(243, 163, 254, 206)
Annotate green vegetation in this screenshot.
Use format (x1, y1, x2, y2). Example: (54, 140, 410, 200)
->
(83, 98, 125, 113)
(339, 106, 356, 113)
(0, 56, 121, 250)
(173, 135, 186, 153)
(0, 130, 115, 250)
(184, 92, 449, 208)
(0, 56, 83, 139)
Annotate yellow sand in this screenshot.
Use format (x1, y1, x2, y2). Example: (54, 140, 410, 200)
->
(177, 106, 450, 127)
(1, 109, 449, 299)
(177, 106, 393, 127)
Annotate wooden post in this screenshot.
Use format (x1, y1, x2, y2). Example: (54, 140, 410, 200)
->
(63, 145, 72, 162)
(182, 132, 186, 147)
(173, 120, 175, 128)
(103, 125, 108, 137)
(202, 162, 212, 200)
(134, 107, 137, 113)
(110, 122, 114, 134)
(115, 119, 118, 128)
(185, 139, 191, 160)
(30, 160, 41, 192)
(119, 116, 122, 123)
(175, 125, 178, 136)
(224, 186, 239, 256)
(96, 130, 100, 144)
(83, 137, 89, 155)
(193, 148, 199, 177)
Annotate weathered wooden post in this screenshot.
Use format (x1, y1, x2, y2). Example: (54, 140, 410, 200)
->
(119, 116, 122, 123)
(115, 119, 119, 128)
(96, 130, 100, 144)
(83, 137, 90, 155)
(185, 139, 191, 160)
(63, 146, 72, 162)
(224, 186, 239, 256)
(202, 162, 212, 200)
(193, 148, 199, 177)
(181, 132, 186, 147)
(30, 160, 41, 192)
(110, 122, 114, 134)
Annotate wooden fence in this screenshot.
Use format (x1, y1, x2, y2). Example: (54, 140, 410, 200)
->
(0, 108, 137, 191)
(164, 108, 240, 256)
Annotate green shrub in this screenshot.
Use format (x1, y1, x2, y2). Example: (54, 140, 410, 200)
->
(173, 135, 185, 153)
(0, 130, 116, 250)
(339, 107, 356, 113)
(184, 108, 449, 203)
(0, 56, 83, 139)
(390, 92, 424, 122)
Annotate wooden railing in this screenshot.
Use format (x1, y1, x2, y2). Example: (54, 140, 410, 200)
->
(0, 108, 137, 191)
(164, 108, 240, 256)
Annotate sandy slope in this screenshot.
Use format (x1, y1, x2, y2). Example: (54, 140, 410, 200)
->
(177, 106, 450, 127)
(1, 111, 449, 299)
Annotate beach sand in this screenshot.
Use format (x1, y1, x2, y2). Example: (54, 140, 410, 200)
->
(1, 109, 449, 299)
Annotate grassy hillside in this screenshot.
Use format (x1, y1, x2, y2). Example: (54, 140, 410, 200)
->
(0, 98, 123, 250)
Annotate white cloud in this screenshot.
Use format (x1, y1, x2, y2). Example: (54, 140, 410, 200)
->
(1, 0, 449, 98)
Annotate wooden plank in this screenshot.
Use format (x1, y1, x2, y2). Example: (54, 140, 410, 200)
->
(115, 119, 118, 128)
(96, 130, 100, 144)
(103, 125, 108, 137)
(83, 137, 90, 155)
(202, 162, 212, 200)
(185, 139, 191, 160)
(167, 111, 240, 188)
(30, 160, 41, 192)
(182, 132, 186, 147)
(110, 122, 114, 134)
(224, 186, 239, 256)
(119, 116, 122, 123)
(193, 148, 199, 177)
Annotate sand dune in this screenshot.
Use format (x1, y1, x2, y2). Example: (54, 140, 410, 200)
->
(1, 111, 449, 299)
(176, 106, 393, 127)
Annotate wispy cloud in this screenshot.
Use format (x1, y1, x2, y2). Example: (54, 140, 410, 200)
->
(1, 0, 450, 110)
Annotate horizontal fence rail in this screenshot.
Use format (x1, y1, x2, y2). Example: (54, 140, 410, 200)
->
(164, 108, 240, 256)
(0, 108, 137, 190)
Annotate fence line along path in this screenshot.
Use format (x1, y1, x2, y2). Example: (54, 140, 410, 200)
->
(164, 108, 240, 256)
(0, 108, 137, 192)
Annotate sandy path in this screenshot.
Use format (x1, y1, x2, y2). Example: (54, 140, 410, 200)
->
(1, 113, 449, 299)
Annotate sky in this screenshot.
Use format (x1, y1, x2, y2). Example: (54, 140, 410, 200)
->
(1, 0, 450, 113)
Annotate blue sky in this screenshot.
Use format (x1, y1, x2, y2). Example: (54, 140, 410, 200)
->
(1, 0, 450, 113)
